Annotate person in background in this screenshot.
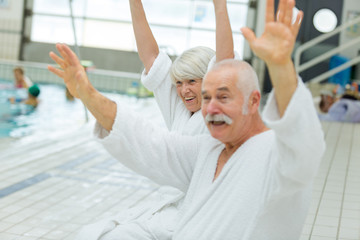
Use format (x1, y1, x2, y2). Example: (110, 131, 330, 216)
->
(318, 83, 360, 122)
(9, 84, 41, 108)
(24, 84, 41, 108)
(13, 67, 33, 89)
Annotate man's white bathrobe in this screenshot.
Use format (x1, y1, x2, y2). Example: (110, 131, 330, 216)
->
(94, 79, 325, 240)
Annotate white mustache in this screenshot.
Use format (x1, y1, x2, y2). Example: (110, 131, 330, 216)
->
(205, 114, 233, 125)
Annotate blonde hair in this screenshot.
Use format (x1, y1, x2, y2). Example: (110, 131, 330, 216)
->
(170, 46, 215, 84)
(14, 66, 24, 75)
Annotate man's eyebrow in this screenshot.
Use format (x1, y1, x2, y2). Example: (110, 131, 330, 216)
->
(202, 87, 230, 95)
(217, 87, 230, 92)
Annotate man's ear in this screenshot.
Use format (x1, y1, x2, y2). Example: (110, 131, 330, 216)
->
(248, 90, 261, 114)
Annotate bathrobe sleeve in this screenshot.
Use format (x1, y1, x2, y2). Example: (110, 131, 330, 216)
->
(141, 51, 186, 130)
(262, 77, 326, 199)
(93, 103, 203, 192)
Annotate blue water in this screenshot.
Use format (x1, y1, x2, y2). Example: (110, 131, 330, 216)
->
(0, 80, 87, 138)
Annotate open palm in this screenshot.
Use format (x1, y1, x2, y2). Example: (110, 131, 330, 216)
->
(242, 0, 302, 65)
(48, 44, 88, 99)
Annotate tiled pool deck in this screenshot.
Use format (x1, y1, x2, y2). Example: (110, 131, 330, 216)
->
(0, 121, 359, 240)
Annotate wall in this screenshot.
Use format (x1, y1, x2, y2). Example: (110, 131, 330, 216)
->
(0, 59, 143, 95)
(340, 0, 360, 79)
(23, 42, 145, 74)
(340, 0, 360, 59)
(0, 0, 23, 60)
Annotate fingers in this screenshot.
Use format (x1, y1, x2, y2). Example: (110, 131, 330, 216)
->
(283, 0, 295, 27)
(276, 0, 286, 22)
(291, 10, 303, 38)
(61, 44, 80, 66)
(49, 51, 66, 68)
(241, 27, 256, 44)
(56, 43, 78, 67)
(56, 44, 70, 65)
(265, 0, 275, 23)
(48, 65, 64, 78)
(276, 0, 296, 27)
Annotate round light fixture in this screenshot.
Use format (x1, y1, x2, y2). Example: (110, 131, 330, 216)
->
(313, 9, 338, 33)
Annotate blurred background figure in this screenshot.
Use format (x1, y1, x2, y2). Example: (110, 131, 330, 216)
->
(9, 84, 41, 108)
(13, 66, 33, 89)
(24, 84, 41, 107)
(319, 83, 360, 122)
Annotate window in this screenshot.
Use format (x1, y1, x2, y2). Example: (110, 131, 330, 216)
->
(31, 0, 249, 56)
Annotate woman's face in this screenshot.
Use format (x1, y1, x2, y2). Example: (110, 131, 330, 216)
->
(175, 78, 203, 113)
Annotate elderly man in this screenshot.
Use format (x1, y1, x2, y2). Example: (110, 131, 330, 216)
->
(48, 0, 325, 239)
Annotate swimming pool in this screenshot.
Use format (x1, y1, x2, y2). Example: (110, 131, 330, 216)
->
(0, 79, 165, 139)
(0, 80, 87, 138)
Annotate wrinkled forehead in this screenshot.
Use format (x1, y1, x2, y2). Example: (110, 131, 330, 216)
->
(202, 68, 240, 94)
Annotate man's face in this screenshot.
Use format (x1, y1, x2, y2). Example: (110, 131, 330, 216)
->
(201, 68, 248, 143)
(176, 78, 202, 113)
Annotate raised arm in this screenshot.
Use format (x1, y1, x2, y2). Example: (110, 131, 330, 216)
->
(48, 44, 116, 131)
(213, 0, 234, 61)
(241, 0, 303, 117)
(130, 0, 159, 73)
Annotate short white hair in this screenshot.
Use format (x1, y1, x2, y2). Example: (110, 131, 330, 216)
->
(208, 59, 260, 114)
(170, 46, 215, 84)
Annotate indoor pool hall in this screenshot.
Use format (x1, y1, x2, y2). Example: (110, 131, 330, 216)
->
(1, 0, 360, 239)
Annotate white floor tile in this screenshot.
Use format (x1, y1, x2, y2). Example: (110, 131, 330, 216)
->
(338, 227, 360, 240)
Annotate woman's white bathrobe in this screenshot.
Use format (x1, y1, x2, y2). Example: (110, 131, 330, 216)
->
(94, 79, 325, 240)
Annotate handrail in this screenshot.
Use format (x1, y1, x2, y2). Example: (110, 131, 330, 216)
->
(294, 15, 360, 84)
(309, 55, 360, 84)
(297, 37, 360, 73)
(295, 15, 360, 70)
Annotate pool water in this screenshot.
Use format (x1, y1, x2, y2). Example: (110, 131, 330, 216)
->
(0, 80, 165, 139)
(0, 80, 87, 138)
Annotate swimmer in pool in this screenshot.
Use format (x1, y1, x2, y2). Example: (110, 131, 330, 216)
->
(9, 84, 41, 108)
(13, 67, 33, 89)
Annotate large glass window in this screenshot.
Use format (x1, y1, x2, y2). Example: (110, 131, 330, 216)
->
(31, 0, 249, 56)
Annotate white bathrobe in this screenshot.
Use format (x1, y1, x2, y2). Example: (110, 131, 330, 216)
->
(76, 51, 219, 240)
(95, 79, 325, 240)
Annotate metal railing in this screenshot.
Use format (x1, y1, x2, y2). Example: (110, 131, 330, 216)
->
(294, 16, 360, 84)
(0, 59, 142, 94)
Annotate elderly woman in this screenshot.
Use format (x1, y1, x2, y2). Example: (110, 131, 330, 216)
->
(132, 0, 237, 135)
